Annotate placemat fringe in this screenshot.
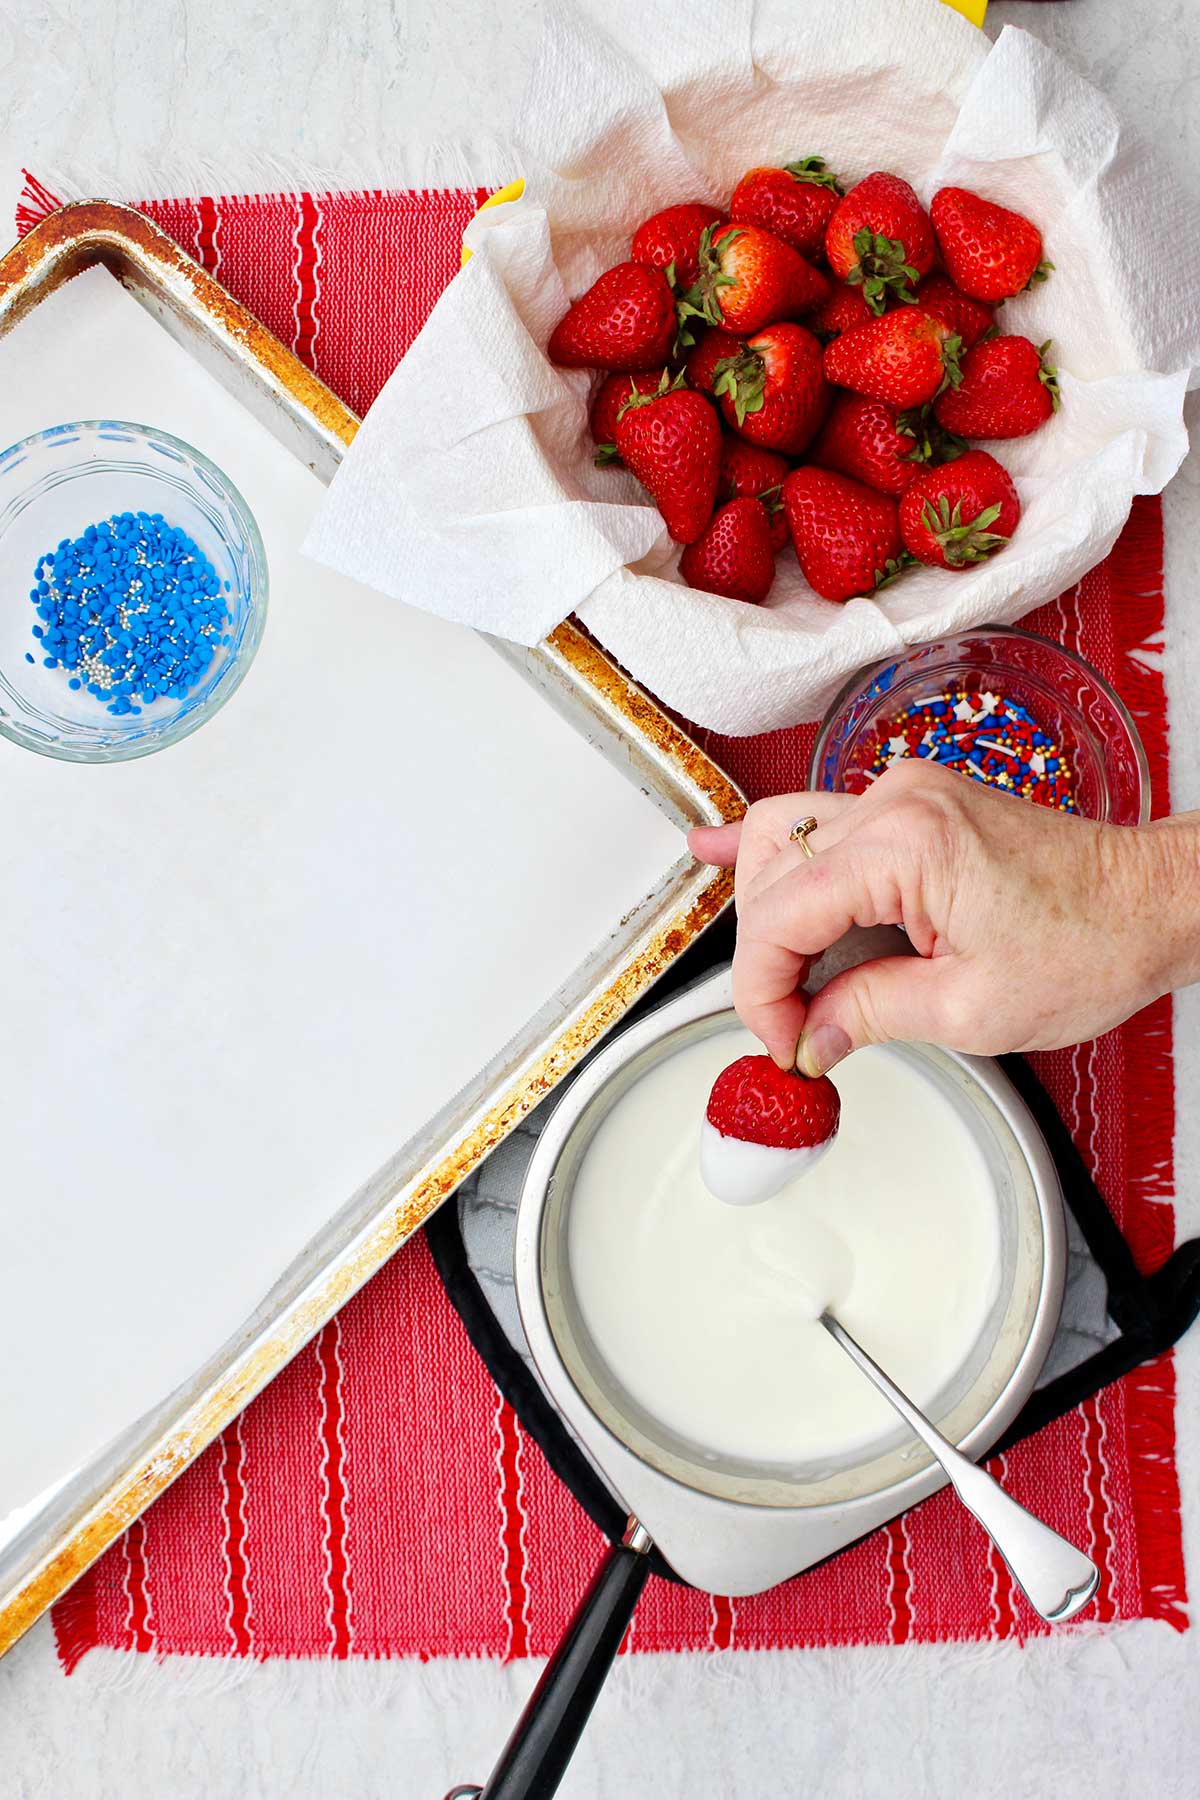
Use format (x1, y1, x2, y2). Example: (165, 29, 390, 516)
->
(1123, 994, 1176, 1271)
(1122, 1354, 1188, 1630)
(49, 1560, 98, 1678)
(14, 151, 516, 240)
(1108, 493, 1170, 818)
(14, 168, 62, 235)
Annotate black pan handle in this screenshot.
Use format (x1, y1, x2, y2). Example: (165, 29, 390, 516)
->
(450, 1518, 653, 1800)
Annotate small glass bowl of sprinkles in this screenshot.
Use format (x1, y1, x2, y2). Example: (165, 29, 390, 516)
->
(0, 420, 267, 763)
(811, 627, 1149, 826)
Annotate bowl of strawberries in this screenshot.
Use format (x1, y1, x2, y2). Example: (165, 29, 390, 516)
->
(309, 4, 1197, 737)
(553, 170, 1054, 612)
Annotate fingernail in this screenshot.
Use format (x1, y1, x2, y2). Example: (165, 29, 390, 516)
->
(797, 1025, 851, 1078)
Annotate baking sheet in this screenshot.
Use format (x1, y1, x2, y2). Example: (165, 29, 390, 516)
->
(0, 264, 689, 1532)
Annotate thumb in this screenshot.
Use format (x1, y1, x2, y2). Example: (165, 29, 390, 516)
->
(797, 956, 950, 1076)
(687, 820, 742, 866)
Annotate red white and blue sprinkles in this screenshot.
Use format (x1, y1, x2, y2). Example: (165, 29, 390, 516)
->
(862, 685, 1078, 812)
(25, 512, 231, 717)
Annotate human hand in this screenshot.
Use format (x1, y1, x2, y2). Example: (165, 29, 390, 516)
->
(688, 760, 1199, 1075)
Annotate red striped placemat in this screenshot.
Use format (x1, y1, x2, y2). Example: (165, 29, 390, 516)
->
(13, 175, 1182, 1665)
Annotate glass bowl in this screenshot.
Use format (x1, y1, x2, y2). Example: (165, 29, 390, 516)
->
(0, 420, 267, 762)
(810, 626, 1150, 826)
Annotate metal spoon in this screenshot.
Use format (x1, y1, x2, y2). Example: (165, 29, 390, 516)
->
(821, 1310, 1099, 1624)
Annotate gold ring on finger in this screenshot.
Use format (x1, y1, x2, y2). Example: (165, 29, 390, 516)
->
(788, 815, 819, 859)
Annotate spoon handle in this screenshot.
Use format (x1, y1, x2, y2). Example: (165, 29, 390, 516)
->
(820, 1312, 1099, 1625)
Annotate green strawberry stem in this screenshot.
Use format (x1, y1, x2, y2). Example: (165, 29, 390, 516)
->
(615, 368, 684, 424)
(676, 224, 742, 335)
(845, 228, 919, 315)
(781, 155, 842, 193)
(758, 482, 784, 516)
(593, 442, 621, 467)
(921, 497, 1010, 567)
(937, 333, 964, 395)
(1037, 340, 1062, 413)
(897, 405, 968, 465)
(712, 348, 766, 425)
(1026, 258, 1055, 290)
(873, 553, 916, 591)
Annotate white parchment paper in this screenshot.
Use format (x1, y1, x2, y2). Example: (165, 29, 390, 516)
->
(307, 1, 1200, 734)
(0, 266, 681, 1529)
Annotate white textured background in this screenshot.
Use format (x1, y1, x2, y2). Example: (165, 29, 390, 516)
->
(3, 3, 1200, 1797)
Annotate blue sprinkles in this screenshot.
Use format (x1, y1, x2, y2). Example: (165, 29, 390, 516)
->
(28, 512, 231, 716)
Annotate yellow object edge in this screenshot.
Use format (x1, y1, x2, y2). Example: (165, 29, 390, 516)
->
(461, 178, 525, 265)
(460, 0, 986, 263)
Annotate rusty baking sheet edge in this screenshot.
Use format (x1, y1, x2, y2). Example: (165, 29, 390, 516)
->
(0, 203, 743, 1657)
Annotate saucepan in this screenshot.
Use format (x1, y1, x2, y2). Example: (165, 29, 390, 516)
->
(450, 962, 1066, 1799)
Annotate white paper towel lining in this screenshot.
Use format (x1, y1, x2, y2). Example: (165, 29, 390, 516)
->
(306, 2, 1200, 735)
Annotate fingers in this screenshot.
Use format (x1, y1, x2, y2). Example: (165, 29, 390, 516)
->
(687, 820, 741, 867)
(732, 838, 898, 1065)
(797, 956, 951, 1075)
(740, 840, 891, 958)
(739, 809, 857, 908)
(694, 788, 928, 1069)
(694, 799, 857, 1065)
(688, 794, 855, 914)
(688, 793, 852, 861)
(731, 792, 854, 845)
(731, 934, 810, 1070)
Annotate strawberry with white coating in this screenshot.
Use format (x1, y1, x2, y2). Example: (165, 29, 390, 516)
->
(701, 1054, 841, 1206)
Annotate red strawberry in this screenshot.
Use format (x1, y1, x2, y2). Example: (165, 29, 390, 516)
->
(930, 187, 1051, 302)
(934, 336, 1059, 439)
(719, 438, 790, 549)
(548, 261, 676, 371)
(825, 172, 935, 312)
(632, 202, 726, 290)
(713, 322, 829, 456)
(614, 376, 722, 544)
(679, 223, 829, 338)
(810, 393, 930, 498)
(729, 157, 842, 260)
(807, 286, 874, 345)
(824, 308, 960, 409)
(913, 272, 994, 351)
(706, 1054, 841, 1151)
(899, 449, 1021, 570)
(782, 467, 904, 603)
(679, 498, 776, 604)
(685, 326, 745, 393)
(589, 371, 670, 463)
